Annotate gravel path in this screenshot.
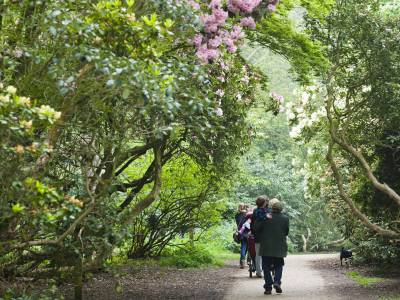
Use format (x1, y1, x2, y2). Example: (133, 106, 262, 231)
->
(225, 254, 342, 300)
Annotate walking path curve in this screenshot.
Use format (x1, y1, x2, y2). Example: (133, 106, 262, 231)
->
(224, 253, 343, 300)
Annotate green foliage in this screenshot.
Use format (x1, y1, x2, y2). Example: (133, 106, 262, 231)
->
(0, 0, 346, 295)
(248, 1, 330, 83)
(346, 271, 385, 286)
(160, 245, 222, 268)
(289, 0, 400, 263)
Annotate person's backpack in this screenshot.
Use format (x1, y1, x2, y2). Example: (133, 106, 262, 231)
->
(233, 231, 242, 244)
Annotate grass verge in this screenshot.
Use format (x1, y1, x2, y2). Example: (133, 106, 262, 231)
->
(346, 271, 385, 286)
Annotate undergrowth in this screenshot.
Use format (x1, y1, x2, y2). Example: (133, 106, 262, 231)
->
(346, 271, 385, 286)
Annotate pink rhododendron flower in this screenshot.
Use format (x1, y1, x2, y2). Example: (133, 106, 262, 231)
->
(192, 34, 203, 47)
(228, 45, 238, 53)
(230, 25, 245, 40)
(267, 4, 277, 11)
(217, 76, 225, 82)
(241, 17, 256, 29)
(201, 8, 228, 33)
(228, 0, 262, 14)
(187, 0, 200, 10)
(196, 44, 220, 62)
(220, 61, 229, 71)
(208, 36, 222, 48)
(223, 36, 235, 48)
(216, 89, 225, 97)
(209, 0, 222, 9)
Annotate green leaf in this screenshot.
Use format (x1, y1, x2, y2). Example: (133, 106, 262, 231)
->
(142, 13, 157, 26)
(12, 203, 24, 214)
(164, 19, 174, 28)
(122, 88, 131, 99)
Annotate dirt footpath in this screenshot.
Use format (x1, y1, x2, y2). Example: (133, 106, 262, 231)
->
(224, 253, 400, 300)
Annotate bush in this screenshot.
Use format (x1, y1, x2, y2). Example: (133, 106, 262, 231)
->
(160, 245, 222, 268)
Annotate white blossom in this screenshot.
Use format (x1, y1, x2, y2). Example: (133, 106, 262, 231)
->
(6, 85, 17, 95)
(214, 107, 223, 117)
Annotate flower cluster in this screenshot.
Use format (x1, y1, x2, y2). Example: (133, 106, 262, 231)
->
(189, 0, 278, 63)
(286, 86, 326, 139)
(36, 105, 62, 121)
(266, 0, 279, 12)
(228, 0, 261, 14)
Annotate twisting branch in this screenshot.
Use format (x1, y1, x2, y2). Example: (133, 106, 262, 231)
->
(117, 144, 178, 211)
(115, 142, 156, 176)
(325, 83, 400, 207)
(326, 142, 400, 239)
(324, 81, 400, 239)
(123, 142, 165, 223)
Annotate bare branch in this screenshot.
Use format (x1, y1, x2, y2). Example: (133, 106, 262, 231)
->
(326, 142, 400, 239)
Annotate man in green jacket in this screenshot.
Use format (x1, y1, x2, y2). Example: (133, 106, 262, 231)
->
(253, 198, 289, 295)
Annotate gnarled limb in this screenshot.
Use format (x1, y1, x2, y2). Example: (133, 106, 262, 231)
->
(325, 83, 400, 208)
(117, 144, 177, 211)
(36, 64, 93, 170)
(326, 142, 400, 239)
(122, 142, 165, 223)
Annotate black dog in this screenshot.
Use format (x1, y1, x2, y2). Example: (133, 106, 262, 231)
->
(340, 247, 353, 266)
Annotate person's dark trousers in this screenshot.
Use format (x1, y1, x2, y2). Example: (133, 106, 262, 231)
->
(240, 238, 247, 262)
(262, 256, 283, 291)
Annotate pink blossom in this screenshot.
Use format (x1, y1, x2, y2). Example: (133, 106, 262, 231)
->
(216, 89, 225, 97)
(271, 91, 284, 103)
(209, 0, 222, 9)
(208, 36, 222, 48)
(227, 45, 238, 53)
(217, 76, 225, 82)
(201, 8, 228, 33)
(267, 4, 277, 11)
(192, 34, 203, 47)
(187, 0, 200, 10)
(228, 0, 262, 14)
(220, 61, 229, 71)
(223, 36, 235, 48)
(213, 8, 228, 23)
(230, 25, 245, 40)
(241, 17, 256, 29)
(196, 44, 220, 63)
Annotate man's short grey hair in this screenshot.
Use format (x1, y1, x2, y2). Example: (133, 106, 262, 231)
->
(270, 198, 283, 212)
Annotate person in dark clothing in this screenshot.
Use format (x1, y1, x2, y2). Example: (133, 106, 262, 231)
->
(235, 203, 248, 269)
(253, 199, 289, 295)
(251, 195, 271, 277)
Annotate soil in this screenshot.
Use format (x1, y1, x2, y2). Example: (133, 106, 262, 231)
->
(1, 260, 239, 300)
(68, 261, 238, 300)
(1, 254, 400, 300)
(312, 256, 400, 300)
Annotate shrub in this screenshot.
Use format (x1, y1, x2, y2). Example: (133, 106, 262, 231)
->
(160, 245, 222, 268)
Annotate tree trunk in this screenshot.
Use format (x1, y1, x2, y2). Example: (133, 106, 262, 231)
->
(74, 254, 83, 300)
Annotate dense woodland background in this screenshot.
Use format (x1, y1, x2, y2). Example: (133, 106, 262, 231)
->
(0, 0, 399, 298)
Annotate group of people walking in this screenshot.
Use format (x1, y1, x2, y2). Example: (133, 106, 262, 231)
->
(235, 196, 289, 295)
